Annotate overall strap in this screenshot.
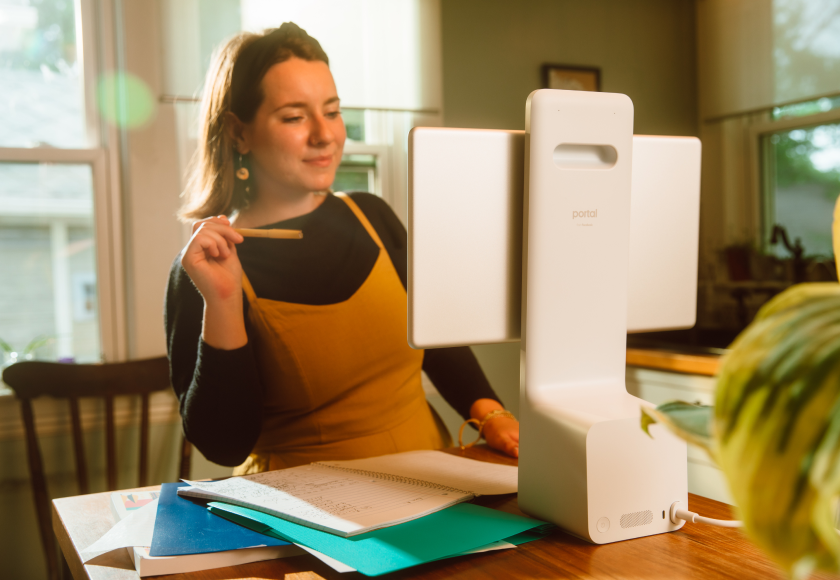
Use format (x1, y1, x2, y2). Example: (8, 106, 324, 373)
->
(241, 272, 258, 302)
(335, 192, 385, 249)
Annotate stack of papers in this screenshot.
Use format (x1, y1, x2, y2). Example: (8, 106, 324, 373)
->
(178, 450, 520, 536)
(82, 451, 554, 576)
(82, 483, 303, 577)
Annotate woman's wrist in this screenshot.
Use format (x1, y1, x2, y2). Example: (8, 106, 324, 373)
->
(470, 398, 505, 422)
(460, 399, 519, 455)
(202, 296, 248, 350)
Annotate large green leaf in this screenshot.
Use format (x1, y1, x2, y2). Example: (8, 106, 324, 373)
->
(640, 401, 715, 458)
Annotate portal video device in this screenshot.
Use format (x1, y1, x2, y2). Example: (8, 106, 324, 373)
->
(408, 89, 701, 543)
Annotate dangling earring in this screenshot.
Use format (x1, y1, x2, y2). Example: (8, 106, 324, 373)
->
(235, 153, 250, 180)
(236, 153, 251, 198)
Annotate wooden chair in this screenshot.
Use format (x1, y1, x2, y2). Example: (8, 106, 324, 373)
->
(2, 356, 192, 580)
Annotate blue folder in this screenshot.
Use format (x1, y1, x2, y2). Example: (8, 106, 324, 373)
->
(208, 501, 554, 576)
(149, 483, 291, 557)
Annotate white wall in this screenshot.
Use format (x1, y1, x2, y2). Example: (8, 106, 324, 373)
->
(441, 0, 698, 136)
(121, 0, 187, 359)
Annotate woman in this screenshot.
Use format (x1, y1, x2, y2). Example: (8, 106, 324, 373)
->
(165, 23, 519, 474)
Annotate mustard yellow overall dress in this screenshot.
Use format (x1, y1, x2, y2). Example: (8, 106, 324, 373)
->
(233, 193, 451, 475)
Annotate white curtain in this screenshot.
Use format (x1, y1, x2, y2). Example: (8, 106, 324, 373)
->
(774, 0, 840, 105)
(240, 0, 442, 112)
(697, 0, 840, 120)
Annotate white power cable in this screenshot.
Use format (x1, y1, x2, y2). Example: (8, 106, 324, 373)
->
(669, 501, 742, 528)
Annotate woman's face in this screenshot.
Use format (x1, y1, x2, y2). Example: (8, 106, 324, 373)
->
(237, 57, 346, 196)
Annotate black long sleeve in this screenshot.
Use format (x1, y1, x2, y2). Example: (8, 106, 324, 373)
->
(164, 193, 500, 466)
(164, 262, 265, 466)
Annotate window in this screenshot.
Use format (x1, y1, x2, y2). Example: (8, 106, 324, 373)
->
(0, 0, 90, 148)
(333, 154, 378, 194)
(0, 162, 98, 363)
(0, 0, 121, 367)
(334, 110, 380, 196)
(760, 97, 840, 267)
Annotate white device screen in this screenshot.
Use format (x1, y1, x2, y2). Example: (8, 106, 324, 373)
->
(407, 128, 701, 349)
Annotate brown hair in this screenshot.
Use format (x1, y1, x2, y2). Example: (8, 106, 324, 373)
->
(178, 23, 329, 222)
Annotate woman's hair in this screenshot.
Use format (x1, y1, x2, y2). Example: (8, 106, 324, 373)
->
(178, 22, 329, 222)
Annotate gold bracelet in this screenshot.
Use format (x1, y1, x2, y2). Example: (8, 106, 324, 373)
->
(458, 418, 481, 450)
(458, 409, 517, 450)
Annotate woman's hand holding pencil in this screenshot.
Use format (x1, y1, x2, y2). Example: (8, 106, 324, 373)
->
(182, 218, 304, 303)
(180, 215, 246, 349)
(180, 217, 301, 350)
(182, 216, 245, 303)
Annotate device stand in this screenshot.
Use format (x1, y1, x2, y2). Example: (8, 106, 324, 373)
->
(517, 89, 687, 544)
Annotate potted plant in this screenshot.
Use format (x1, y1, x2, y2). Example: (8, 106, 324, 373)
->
(642, 200, 840, 578)
(0, 336, 54, 367)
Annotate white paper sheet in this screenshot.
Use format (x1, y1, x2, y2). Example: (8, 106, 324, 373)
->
(81, 499, 157, 563)
(460, 540, 516, 554)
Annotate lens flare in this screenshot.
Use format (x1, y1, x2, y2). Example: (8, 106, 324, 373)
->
(96, 72, 156, 128)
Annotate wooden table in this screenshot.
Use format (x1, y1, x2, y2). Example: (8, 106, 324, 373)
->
(53, 446, 830, 580)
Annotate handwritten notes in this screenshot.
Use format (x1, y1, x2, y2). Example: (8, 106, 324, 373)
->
(181, 464, 471, 536)
(319, 450, 518, 495)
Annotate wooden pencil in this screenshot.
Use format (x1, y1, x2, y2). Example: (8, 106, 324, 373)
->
(234, 228, 303, 240)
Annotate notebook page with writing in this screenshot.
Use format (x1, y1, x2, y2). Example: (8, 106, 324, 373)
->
(180, 464, 474, 537)
(316, 451, 517, 495)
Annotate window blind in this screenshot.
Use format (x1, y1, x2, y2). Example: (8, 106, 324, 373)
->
(698, 0, 840, 120)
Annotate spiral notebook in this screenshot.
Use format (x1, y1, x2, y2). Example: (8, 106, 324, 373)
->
(177, 450, 517, 537)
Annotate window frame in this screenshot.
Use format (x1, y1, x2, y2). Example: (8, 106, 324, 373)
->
(748, 106, 840, 255)
(0, 0, 127, 362)
(342, 143, 392, 203)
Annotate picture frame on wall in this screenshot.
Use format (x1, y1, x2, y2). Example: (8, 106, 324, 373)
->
(542, 64, 601, 92)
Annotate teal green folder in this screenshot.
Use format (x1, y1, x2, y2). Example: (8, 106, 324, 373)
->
(208, 501, 554, 576)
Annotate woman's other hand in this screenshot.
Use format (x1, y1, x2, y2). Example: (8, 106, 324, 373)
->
(181, 216, 248, 349)
(470, 398, 520, 458)
(482, 416, 520, 458)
